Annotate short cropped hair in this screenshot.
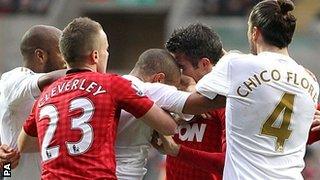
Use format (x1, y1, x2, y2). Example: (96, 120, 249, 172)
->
(165, 23, 223, 67)
(134, 48, 180, 85)
(59, 17, 103, 64)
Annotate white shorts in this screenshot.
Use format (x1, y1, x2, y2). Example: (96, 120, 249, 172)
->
(116, 160, 147, 180)
(116, 146, 150, 180)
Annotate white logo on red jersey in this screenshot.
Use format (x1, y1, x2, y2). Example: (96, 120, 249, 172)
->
(178, 123, 207, 142)
(131, 83, 144, 96)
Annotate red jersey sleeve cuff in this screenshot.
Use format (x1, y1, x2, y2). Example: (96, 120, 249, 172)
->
(176, 144, 190, 159)
(23, 122, 38, 137)
(133, 100, 154, 119)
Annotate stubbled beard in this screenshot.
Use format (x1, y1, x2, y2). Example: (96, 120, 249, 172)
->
(43, 59, 60, 73)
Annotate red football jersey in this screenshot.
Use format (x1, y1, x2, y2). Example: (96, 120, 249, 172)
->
(166, 108, 225, 180)
(307, 104, 320, 145)
(23, 70, 154, 180)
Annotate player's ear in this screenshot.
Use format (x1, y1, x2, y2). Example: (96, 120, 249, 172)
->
(91, 50, 99, 64)
(34, 48, 47, 64)
(252, 26, 260, 42)
(198, 58, 212, 74)
(152, 73, 166, 83)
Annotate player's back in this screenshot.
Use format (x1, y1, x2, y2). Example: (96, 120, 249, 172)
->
(29, 70, 153, 179)
(224, 52, 319, 179)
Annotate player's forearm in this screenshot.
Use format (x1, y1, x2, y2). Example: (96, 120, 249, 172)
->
(175, 145, 225, 174)
(17, 130, 38, 153)
(17, 130, 28, 153)
(182, 93, 226, 115)
(38, 69, 67, 91)
(141, 104, 177, 135)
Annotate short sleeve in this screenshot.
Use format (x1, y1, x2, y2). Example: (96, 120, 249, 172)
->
(20, 73, 44, 98)
(23, 102, 38, 137)
(110, 76, 154, 118)
(144, 83, 193, 121)
(196, 53, 234, 99)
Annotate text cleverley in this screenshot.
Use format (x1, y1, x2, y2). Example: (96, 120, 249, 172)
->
(38, 78, 107, 107)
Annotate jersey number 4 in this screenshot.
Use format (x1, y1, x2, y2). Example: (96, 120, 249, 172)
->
(40, 98, 94, 162)
(260, 93, 295, 152)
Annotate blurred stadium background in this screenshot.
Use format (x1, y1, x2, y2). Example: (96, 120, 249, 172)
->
(0, 0, 319, 179)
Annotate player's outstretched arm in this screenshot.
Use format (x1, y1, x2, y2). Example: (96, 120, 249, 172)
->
(140, 104, 177, 135)
(152, 134, 225, 174)
(182, 93, 226, 115)
(17, 129, 38, 153)
(176, 145, 225, 174)
(37, 69, 67, 91)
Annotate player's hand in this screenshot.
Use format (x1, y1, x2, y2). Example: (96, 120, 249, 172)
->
(178, 75, 196, 92)
(311, 110, 320, 132)
(151, 131, 165, 154)
(0, 144, 20, 169)
(151, 131, 180, 157)
(170, 113, 188, 125)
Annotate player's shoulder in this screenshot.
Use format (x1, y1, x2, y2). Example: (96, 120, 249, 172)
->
(75, 72, 123, 82)
(288, 64, 319, 85)
(103, 72, 123, 79)
(143, 82, 178, 99)
(219, 50, 254, 66)
(145, 82, 177, 92)
(122, 74, 144, 87)
(83, 71, 119, 78)
(303, 67, 318, 83)
(106, 73, 131, 83)
(98, 73, 136, 90)
(1, 67, 33, 81)
(0, 67, 41, 92)
(222, 50, 252, 60)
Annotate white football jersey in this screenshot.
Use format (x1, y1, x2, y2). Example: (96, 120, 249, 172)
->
(116, 75, 192, 180)
(0, 67, 43, 180)
(197, 52, 319, 180)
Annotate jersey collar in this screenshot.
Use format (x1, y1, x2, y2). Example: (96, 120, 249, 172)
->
(258, 52, 294, 62)
(66, 68, 93, 74)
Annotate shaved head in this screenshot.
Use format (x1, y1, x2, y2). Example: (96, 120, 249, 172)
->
(20, 25, 61, 58)
(20, 25, 65, 73)
(131, 49, 181, 86)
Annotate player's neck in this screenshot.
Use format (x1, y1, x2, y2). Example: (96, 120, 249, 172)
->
(129, 70, 148, 83)
(23, 60, 43, 73)
(257, 44, 289, 57)
(67, 63, 97, 72)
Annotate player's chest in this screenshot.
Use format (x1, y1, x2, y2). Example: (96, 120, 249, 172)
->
(174, 118, 223, 148)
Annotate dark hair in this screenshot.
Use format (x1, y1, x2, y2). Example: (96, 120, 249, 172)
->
(133, 48, 180, 86)
(59, 17, 103, 64)
(249, 0, 296, 48)
(165, 23, 223, 67)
